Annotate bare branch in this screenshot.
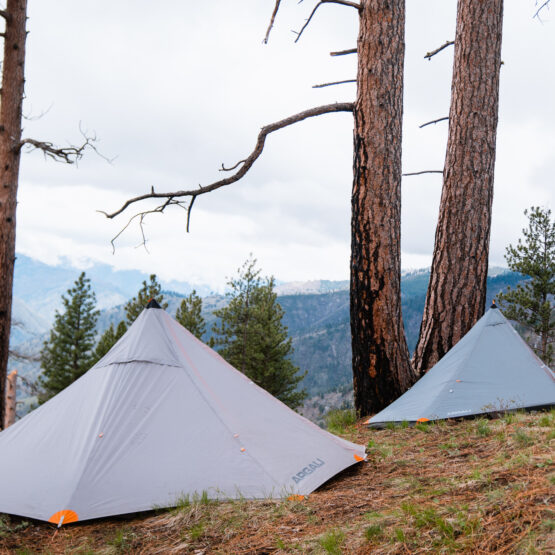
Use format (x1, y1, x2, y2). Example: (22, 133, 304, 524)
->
(23, 102, 53, 122)
(104, 196, 189, 254)
(101, 102, 354, 223)
(419, 116, 449, 129)
(313, 79, 356, 89)
(8, 349, 40, 363)
(330, 48, 357, 57)
(424, 40, 454, 60)
(294, 0, 361, 43)
(534, 0, 551, 19)
(0, 10, 11, 22)
(19, 124, 112, 164)
(264, 0, 282, 44)
(220, 159, 246, 172)
(186, 195, 197, 233)
(402, 170, 443, 177)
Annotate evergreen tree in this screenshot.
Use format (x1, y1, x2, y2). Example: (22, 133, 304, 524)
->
(175, 290, 206, 340)
(39, 272, 99, 400)
(213, 258, 307, 409)
(498, 207, 554, 365)
(124, 274, 168, 325)
(90, 320, 127, 366)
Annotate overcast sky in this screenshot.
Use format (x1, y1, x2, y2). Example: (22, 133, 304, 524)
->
(12, 0, 555, 288)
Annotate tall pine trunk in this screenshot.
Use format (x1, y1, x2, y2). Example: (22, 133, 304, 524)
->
(351, 0, 416, 416)
(412, 0, 504, 374)
(0, 0, 27, 429)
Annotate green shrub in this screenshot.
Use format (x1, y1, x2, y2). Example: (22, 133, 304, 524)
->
(365, 524, 383, 540)
(319, 529, 345, 554)
(513, 428, 534, 447)
(326, 409, 357, 434)
(476, 419, 492, 437)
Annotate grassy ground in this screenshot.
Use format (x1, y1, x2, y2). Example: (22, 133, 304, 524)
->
(0, 411, 553, 554)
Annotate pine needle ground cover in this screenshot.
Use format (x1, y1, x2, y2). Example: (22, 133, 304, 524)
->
(1, 412, 553, 554)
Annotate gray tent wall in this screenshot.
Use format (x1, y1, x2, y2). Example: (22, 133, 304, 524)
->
(0, 306, 365, 525)
(367, 308, 555, 427)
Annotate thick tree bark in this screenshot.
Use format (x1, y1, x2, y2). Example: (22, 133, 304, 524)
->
(351, 0, 416, 416)
(0, 0, 27, 429)
(413, 0, 503, 374)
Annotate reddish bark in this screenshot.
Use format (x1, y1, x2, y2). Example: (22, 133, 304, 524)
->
(351, 0, 416, 416)
(0, 0, 27, 429)
(413, 0, 504, 374)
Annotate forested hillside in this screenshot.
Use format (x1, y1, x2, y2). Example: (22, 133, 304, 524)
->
(9, 260, 525, 418)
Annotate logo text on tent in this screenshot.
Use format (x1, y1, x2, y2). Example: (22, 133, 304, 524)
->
(292, 458, 325, 483)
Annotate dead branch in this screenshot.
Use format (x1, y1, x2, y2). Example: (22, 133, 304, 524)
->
(313, 79, 356, 88)
(8, 349, 40, 363)
(23, 103, 53, 122)
(101, 102, 354, 223)
(424, 40, 454, 60)
(19, 125, 112, 164)
(294, 0, 361, 43)
(106, 196, 191, 254)
(402, 170, 443, 177)
(0, 10, 10, 22)
(534, 0, 551, 19)
(419, 117, 449, 129)
(263, 0, 282, 44)
(330, 48, 357, 56)
(220, 159, 246, 172)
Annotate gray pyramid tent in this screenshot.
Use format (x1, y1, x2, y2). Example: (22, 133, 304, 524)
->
(0, 303, 365, 526)
(367, 307, 555, 427)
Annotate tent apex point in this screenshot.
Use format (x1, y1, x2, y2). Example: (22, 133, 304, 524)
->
(146, 298, 162, 309)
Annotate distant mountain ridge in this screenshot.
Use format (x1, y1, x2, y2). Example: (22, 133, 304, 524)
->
(9, 255, 525, 416)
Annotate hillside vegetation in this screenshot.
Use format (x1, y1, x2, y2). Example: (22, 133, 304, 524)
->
(1, 411, 553, 554)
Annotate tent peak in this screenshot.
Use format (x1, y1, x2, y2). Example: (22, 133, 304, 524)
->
(490, 299, 498, 309)
(146, 298, 162, 309)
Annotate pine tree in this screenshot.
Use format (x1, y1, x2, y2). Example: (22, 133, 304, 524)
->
(90, 320, 127, 366)
(124, 274, 168, 325)
(39, 272, 99, 400)
(175, 290, 206, 340)
(498, 207, 554, 365)
(213, 258, 307, 409)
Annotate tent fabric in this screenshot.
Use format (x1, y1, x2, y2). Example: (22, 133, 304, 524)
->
(0, 306, 365, 525)
(367, 308, 555, 427)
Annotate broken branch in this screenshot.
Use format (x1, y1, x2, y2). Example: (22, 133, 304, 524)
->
(534, 0, 551, 19)
(294, 0, 361, 44)
(424, 40, 454, 60)
(419, 117, 449, 129)
(402, 170, 443, 177)
(313, 79, 356, 89)
(101, 102, 354, 223)
(330, 48, 357, 56)
(263, 0, 282, 44)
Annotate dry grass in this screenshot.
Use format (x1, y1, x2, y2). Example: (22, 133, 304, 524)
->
(1, 411, 554, 554)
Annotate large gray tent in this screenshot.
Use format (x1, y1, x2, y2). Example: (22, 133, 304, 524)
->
(0, 303, 365, 526)
(367, 307, 555, 427)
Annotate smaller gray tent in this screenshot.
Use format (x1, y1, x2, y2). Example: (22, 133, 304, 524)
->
(367, 307, 555, 427)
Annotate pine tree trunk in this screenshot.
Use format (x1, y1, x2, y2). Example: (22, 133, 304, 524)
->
(0, 0, 27, 429)
(412, 0, 504, 374)
(351, 0, 416, 416)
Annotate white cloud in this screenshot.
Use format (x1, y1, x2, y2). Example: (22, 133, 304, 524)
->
(14, 0, 555, 288)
